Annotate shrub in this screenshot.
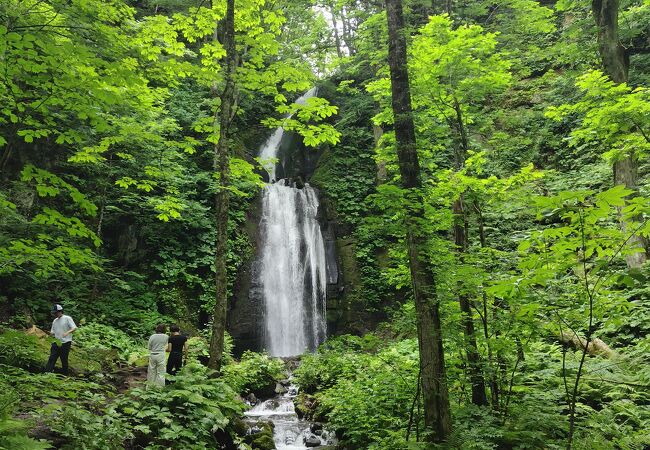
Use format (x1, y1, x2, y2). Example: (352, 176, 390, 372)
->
(114, 362, 245, 449)
(0, 329, 102, 374)
(0, 330, 43, 371)
(0, 388, 51, 450)
(0, 365, 110, 410)
(74, 322, 146, 364)
(294, 335, 378, 394)
(313, 339, 419, 448)
(222, 351, 285, 397)
(46, 403, 131, 450)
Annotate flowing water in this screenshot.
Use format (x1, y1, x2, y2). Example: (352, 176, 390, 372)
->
(257, 87, 327, 358)
(244, 380, 336, 449)
(259, 181, 327, 357)
(247, 89, 333, 449)
(258, 87, 318, 182)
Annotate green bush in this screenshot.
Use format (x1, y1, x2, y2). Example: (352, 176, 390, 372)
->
(0, 366, 110, 411)
(46, 403, 131, 450)
(114, 362, 246, 449)
(311, 339, 419, 448)
(0, 388, 50, 450)
(294, 334, 379, 394)
(0, 329, 102, 374)
(74, 322, 146, 364)
(0, 330, 43, 371)
(222, 350, 285, 397)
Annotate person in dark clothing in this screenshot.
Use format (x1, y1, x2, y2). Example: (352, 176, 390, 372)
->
(166, 324, 188, 376)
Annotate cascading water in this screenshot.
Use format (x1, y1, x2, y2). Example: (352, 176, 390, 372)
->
(259, 87, 317, 182)
(247, 88, 334, 448)
(256, 87, 327, 358)
(259, 181, 327, 357)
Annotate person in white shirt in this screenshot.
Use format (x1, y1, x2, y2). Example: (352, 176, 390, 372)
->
(45, 304, 77, 375)
(147, 324, 169, 387)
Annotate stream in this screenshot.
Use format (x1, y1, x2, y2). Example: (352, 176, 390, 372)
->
(244, 378, 336, 449)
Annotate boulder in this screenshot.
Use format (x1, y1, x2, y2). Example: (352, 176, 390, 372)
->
(25, 325, 47, 338)
(246, 393, 258, 405)
(304, 435, 321, 447)
(274, 383, 288, 395)
(246, 421, 276, 450)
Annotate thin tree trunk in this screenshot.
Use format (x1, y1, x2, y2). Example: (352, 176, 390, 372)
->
(385, 0, 452, 441)
(0, 143, 13, 176)
(453, 198, 488, 406)
(330, 6, 343, 58)
(475, 205, 500, 409)
(592, 0, 647, 268)
(340, 7, 355, 55)
(451, 97, 487, 406)
(208, 0, 237, 373)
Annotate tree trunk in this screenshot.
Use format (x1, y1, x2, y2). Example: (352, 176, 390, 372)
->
(340, 7, 355, 55)
(208, 0, 237, 373)
(475, 204, 501, 409)
(450, 96, 487, 406)
(385, 0, 452, 441)
(592, 0, 647, 268)
(453, 198, 488, 406)
(330, 6, 343, 59)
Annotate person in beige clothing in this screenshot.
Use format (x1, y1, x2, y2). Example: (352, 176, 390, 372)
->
(147, 324, 168, 387)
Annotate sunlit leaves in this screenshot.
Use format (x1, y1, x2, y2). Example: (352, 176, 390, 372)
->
(21, 165, 97, 216)
(545, 71, 650, 163)
(0, 237, 101, 277)
(32, 208, 102, 247)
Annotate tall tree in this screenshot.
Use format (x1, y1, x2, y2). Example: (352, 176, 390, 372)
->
(208, 0, 237, 372)
(384, 0, 452, 440)
(591, 0, 647, 268)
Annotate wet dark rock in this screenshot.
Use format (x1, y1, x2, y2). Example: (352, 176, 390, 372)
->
(231, 417, 248, 437)
(304, 435, 321, 447)
(254, 379, 277, 399)
(246, 393, 258, 405)
(310, 422, 323, 433)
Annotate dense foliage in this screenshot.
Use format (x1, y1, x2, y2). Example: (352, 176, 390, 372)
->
(1, 0, 649, 448)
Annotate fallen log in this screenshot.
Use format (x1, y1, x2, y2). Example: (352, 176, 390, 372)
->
(560, 331, 615, 358)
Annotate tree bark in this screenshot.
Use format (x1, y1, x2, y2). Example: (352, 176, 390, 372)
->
(340, 7, 356, 55)
(329, 6, 343, 58)
(453, 198, 488, 406)
(475, 204, 501, 409)
(592, 0, 647, 268)
(450, 95, 487, 406)
(385, 0, 452, 441)
(208, 0, 237, 373)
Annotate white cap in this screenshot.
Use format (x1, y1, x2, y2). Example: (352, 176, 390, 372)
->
(51, 304, 63, 312)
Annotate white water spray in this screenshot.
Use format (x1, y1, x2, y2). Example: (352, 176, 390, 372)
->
(256, 88, 327, 357)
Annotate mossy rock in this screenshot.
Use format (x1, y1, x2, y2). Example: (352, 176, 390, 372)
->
(250, 433, 275, 450)
(246, 421, 275, 450)
(294, 392, 324, 421)
(0, 329, 104, 375)
(230, 417, 249, 437)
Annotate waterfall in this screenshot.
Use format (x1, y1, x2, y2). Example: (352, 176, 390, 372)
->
(258, 87, 318, 182)
(256, 88, 327, 357)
